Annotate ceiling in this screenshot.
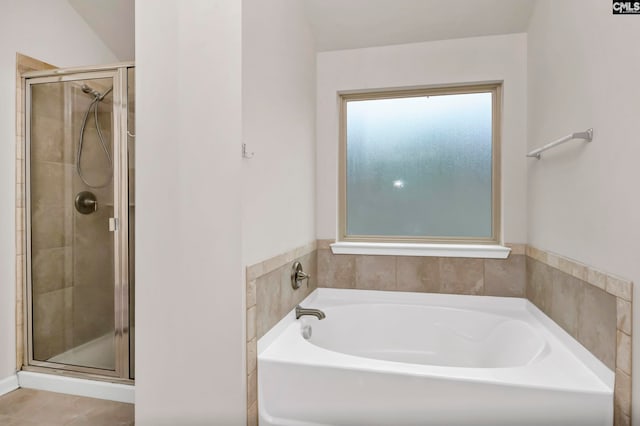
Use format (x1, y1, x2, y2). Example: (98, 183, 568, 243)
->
(302, 0, 536, 51)
(67, 0, 135, 61)
(66, 0, 536, 59)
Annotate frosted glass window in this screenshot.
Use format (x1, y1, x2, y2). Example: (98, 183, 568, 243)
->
(344, 89, 497, 240)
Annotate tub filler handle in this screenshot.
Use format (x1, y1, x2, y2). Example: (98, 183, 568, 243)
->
(291, 261, 311, 289)
(295, 305, 326, 320)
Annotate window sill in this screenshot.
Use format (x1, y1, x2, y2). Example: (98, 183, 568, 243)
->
(330, 242, 511, 259)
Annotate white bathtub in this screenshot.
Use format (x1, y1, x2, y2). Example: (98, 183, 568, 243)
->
(258, 288, 613, 426)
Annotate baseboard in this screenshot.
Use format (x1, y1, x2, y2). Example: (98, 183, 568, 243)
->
(0, 374, 19, 397)
(17, 371, 134, 403)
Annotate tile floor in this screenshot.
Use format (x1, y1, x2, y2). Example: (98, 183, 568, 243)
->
(0, 388, 134, 425)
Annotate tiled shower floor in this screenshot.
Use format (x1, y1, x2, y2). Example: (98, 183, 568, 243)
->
(0, 388, 133, 425)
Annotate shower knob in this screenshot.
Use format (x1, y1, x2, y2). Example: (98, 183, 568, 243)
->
(75, 191, 98, 214)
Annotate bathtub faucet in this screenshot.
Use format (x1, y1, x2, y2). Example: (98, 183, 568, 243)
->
(295, 305, 326, 320)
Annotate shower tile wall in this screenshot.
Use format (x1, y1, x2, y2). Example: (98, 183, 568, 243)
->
(70, 91, 114, 349)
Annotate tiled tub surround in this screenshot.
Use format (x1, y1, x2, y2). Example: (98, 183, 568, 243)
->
(315, 240, 632, 426)
(317, 240, 526, 296)
(526, 246, 633, 426)
(245, 241, 318, 426)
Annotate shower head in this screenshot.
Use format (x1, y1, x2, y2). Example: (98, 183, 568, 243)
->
(81, 83, 112, 101)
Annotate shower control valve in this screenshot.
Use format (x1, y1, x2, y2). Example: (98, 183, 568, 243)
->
(75, 191, 98, 214)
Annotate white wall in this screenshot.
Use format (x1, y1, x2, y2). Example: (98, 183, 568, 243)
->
(135, 0, 245, 424)
(242, 0, 316, 266)
(0, 0, 117, 382)
(526, 0, 640, 421)
(316, 34, 528, 243)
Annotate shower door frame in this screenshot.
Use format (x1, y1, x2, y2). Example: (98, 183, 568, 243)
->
(22, 63, 133, 383)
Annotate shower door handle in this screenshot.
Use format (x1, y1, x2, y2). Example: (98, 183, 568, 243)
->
(109, 217, 119, 232)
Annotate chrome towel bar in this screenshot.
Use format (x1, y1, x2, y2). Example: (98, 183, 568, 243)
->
(526, 128, 593, 159)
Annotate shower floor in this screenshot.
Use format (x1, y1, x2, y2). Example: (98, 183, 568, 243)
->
(48, 327, 134, 372)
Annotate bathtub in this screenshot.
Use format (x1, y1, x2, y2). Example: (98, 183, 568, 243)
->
(258, 288, 613, 426)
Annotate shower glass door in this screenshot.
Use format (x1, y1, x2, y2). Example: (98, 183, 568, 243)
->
(25, 66, 132, 381)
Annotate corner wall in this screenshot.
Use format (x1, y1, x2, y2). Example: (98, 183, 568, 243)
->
(0, 0, 117, 383)
(526, 1, 640, 423)
(135, 0, 244, 424)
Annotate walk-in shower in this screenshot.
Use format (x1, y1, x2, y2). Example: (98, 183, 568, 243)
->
(22, 63, 134, 382)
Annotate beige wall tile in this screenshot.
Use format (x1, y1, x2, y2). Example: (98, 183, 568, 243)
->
(587, 267, 607, 291)
(246, 280, 256, 308)
(505, 243, 525, 255)
(16, 159, 23, 184)
(246, 263, 264, 282)
(16, 230, 24, 257)
(614, 369, 631, 416)
(606, 275, 633, 302)
(616, 331, 632, 376)
(614, 408, 630, 426)
(355, 255, 397, 291)
(32, 288, 66, 360)
(317, 249, 355, 289)
(483, 255, 525, 297)
(247, 369, 257, 407)
(565, 258, 587, 281)
(247, 338, 257, 375)
(31, 115, 66, 163)
(246, 306, 256, 342)
(72, 283, 113, 347)
(16, 183, 24, 209)
(396, 256, 439, 293)
(546, 252, 561, 269)
(439, 258, 483, 295)
(550, 269, 583, 338)
(247, 401, 258, 426)
(16, 208, 24, 232)
(317, 239, 334, 250)
(617, 298, 632, 335)
(31, 247, 72, 294)
(255, 267, 282, 339)
(253, 250, 318, 340)
(577, 284, 616, 370)
(526, 258, 553, 316)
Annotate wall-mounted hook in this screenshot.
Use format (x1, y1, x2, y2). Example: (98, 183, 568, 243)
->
(242, 143, 254, 159)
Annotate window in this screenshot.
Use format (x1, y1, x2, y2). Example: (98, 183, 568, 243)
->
(339, 84, 501, 245)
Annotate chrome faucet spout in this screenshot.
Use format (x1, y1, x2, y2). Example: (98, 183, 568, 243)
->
(295, 305, 326, 320)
